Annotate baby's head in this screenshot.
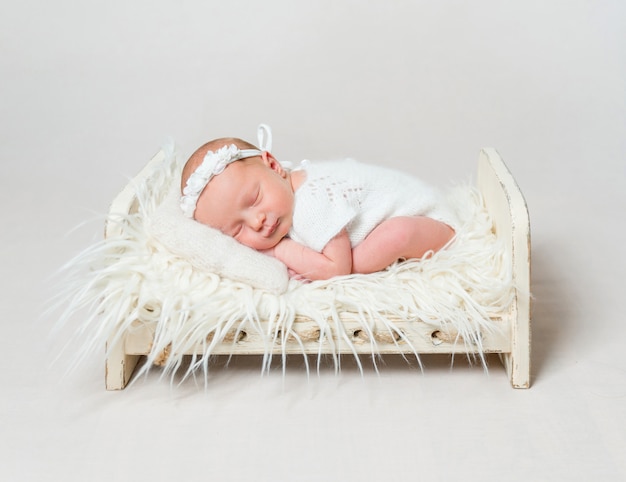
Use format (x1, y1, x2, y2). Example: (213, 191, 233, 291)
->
(180, 136, 295, 250)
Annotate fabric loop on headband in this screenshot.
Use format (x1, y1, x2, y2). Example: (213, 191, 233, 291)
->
(257, 124, 272, 152)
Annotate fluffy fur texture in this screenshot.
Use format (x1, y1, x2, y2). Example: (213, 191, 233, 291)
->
(52, 145, 516, 385)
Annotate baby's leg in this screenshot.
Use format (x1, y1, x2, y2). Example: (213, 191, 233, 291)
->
(352, 216, 455, 274)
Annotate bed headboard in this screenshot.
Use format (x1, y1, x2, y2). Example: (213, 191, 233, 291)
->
(104, 149, 167, 239)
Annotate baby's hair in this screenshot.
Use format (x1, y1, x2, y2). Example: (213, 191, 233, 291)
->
(181, 137, 259, 193)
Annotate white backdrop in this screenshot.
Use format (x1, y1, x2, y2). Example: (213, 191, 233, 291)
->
(1, 1, 625, 481)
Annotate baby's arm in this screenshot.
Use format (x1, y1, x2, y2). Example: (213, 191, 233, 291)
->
(352, 216, 455, 274)
(270, 230, 352, 281)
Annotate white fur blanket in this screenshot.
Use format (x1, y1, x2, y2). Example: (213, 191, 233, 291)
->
(53, 146, 515, 384)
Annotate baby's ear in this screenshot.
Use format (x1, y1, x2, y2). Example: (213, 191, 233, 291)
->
(262, 152, 286, 177)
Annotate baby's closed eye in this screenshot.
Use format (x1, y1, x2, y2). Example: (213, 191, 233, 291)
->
(251, 187, 261, 206)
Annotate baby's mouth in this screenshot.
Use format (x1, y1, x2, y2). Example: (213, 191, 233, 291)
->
(265, 220, 278, 236)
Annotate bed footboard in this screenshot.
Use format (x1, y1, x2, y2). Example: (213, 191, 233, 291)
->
(477, 148, 531, 388)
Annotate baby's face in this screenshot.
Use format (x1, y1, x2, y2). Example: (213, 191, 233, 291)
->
(194, 155, 295, 250)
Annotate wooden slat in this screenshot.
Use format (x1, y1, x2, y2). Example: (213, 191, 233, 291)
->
(123, 315, 512, 358)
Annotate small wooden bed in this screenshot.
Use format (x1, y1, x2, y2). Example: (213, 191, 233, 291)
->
(101, 148, 530, 390)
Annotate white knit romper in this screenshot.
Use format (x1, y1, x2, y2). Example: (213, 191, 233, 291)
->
(288, 159, 457, 252)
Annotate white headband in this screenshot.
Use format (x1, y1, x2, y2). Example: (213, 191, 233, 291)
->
(180, 124, 273, 218)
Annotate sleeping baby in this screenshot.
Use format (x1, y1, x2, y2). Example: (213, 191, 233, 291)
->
(180, 125, 456, 281)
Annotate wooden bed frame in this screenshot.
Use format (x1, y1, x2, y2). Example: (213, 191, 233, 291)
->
(104, 148, 531, 390)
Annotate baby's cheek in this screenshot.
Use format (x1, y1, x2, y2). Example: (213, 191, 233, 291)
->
(239, 233, 268, 251)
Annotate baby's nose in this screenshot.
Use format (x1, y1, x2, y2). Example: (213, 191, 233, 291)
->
(250, 211, 265, 231)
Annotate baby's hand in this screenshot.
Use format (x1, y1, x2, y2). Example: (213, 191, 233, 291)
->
(259, 237, 290, 258)
(261, 247, 309, 282)
(287, 268, 311, 283)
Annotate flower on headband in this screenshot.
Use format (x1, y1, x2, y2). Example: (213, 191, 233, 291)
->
(180, 195, 197, 218)
(184, 171, 208, 195)
(213, 145, 239, 174)
(180, 143, 261, 218)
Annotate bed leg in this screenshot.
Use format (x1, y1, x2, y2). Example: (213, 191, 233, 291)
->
(502, 352, 530, 389)
(502, 297, 531, 388)
(105, 335, 140, 390)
